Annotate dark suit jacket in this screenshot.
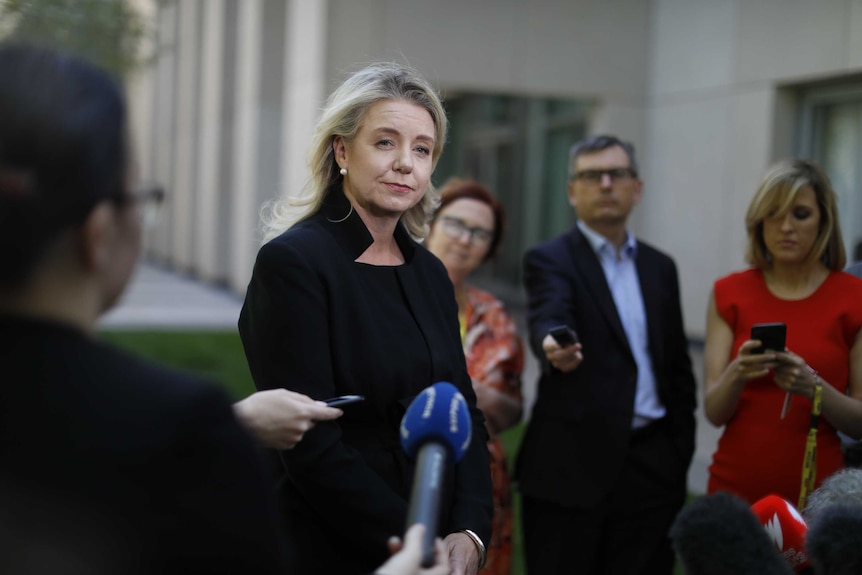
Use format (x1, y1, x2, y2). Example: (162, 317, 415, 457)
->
(516, 225, 696, 508)
(0, 314, 287, 574)
(238, 187, 493, 574)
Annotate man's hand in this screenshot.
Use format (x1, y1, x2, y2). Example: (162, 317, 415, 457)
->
(542, 334, 583, 373)
(232, 389, 342, 449)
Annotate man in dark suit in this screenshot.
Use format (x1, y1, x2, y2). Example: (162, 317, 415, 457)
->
(516, 135, 697, 574)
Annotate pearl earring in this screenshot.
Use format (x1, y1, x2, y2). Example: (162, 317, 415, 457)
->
(340, 168, 347, 176)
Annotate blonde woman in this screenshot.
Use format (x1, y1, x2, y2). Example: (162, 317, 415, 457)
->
(705, 159, 862, 506)
(238, 63, 492, 575)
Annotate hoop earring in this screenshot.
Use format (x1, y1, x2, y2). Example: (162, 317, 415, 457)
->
(339, 168, 347, 176)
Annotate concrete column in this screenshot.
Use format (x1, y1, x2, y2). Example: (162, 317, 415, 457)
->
(171, 0, 199, 270)
(281, 0, 328, 199)
(230, 0, 263, 291)
(125, 0, 157, 184)
(195, 0, 225, 281)
(150, 2, 177, 260)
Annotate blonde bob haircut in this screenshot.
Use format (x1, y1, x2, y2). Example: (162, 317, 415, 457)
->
(262, 62, 447, 242)
(745, 158, 846, 270)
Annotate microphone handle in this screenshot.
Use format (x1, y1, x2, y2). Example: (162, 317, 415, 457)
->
(406, 442, 448, 567)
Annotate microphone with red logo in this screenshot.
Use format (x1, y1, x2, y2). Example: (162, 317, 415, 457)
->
(399, 382, 472, 567)
(751, 495, 811, 572)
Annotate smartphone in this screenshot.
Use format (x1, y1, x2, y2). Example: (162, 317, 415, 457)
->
(750, 322, 786, 354)
(323, 395, 365, 408)
(548, 325, 579, 347)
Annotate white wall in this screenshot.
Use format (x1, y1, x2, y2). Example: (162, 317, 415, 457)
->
(644, 0, 862, 337)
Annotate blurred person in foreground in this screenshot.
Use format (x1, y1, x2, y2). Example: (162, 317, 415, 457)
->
(669, 492, 793, 575)
(805, 503, 862, 575)
(425, 178, 524, 575)
(0, 43, 287, 574)
(516, 134, 697, 574)
(802, 467, 862, 525)
(704, 159, 862, 508)
(238, 62, 492, 575)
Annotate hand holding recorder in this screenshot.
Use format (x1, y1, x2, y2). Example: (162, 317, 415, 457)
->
(542, 324, 583, 374)
(232, 389, 344, 449)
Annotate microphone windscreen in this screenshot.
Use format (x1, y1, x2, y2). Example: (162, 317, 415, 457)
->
(400, 382, 471, 462)
(751, 495, 810, 572)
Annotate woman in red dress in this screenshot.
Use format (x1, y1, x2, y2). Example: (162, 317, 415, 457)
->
(425, 179, 524, 575)
(704, 159, 862, 507)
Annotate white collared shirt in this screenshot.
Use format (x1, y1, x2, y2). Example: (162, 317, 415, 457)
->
(577, 220, 666, 428)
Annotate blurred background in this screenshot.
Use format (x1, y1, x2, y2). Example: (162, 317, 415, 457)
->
(132, 0, 862, 338)
(5, 0, 861, 336)
(4, 1, 862, 572)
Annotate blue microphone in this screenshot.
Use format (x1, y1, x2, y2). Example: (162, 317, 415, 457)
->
(400, 382, 472, 567)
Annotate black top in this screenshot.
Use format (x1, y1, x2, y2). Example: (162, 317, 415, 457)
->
(239, 187, 493, 574)
(0, 314, 288, 574)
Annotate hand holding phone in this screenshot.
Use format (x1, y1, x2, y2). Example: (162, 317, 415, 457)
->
(549, 325, 578, 347)
(548, 325, 579, 347)
(323, 394, 365, 408)
(750, 322, 786, 354)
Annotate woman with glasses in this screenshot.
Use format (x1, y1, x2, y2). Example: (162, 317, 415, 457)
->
(425, 178, 524, 575)
(239, 63, 492, 575)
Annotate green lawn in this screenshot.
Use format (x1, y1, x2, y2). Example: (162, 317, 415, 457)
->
(100, 330, 256, 400)
(100, 329, 685, 575)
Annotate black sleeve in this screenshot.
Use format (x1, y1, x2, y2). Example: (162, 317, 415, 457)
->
(524, 244, 579, 369)
(661, 258, 697, 461)
(157, 384, 290, 574)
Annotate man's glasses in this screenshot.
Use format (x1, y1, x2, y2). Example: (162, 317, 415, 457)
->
(573, 167, 636, 185)
(440, 216, 494, 245)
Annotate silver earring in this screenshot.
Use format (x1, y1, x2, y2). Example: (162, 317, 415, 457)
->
(339, 168, 347, 176)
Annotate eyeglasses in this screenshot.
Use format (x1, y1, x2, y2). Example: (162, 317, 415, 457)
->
(113, 185, 165, 229)
(440, 216, 494, 245)
(573, 167, 636, 184)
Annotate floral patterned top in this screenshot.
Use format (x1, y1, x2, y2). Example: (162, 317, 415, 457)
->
(460, 284, 524, 575)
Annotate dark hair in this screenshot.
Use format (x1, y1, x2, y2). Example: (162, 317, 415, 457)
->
(568, 134, 639, 180)
(806, 503, 862, 575)
(669, 492, 793, 575)
(0, 43, 127, 287)
(429, 178, 506, 261)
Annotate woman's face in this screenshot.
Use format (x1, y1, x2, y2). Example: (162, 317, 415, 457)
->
(761, 185, 822, 266)
(333, 99, 436, 224)
(426, 198, 495, 282)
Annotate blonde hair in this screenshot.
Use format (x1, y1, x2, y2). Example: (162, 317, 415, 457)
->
(261, 62, 447, 242)
(745, 158, 845, 270)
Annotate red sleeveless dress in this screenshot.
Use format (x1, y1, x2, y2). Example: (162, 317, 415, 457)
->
(707, 269, 862, 504)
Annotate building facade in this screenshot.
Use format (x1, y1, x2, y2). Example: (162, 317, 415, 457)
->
(129, 0, 862, 337)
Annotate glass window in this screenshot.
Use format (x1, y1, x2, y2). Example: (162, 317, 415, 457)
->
(434, 93, 590, 300)
(798, 84, 862, 264)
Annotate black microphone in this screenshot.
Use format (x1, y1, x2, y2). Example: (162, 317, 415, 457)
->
(399, 382, 472, 567)
(669, 492, 794, 575)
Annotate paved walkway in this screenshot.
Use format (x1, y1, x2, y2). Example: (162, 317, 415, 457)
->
(101, 262, 721, 493)
(99, 262, 244, 331)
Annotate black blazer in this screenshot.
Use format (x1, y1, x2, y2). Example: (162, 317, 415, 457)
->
(0, 315, 287, 574)
(516, 226, 696, 508)
(238, 188, 493, 574)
